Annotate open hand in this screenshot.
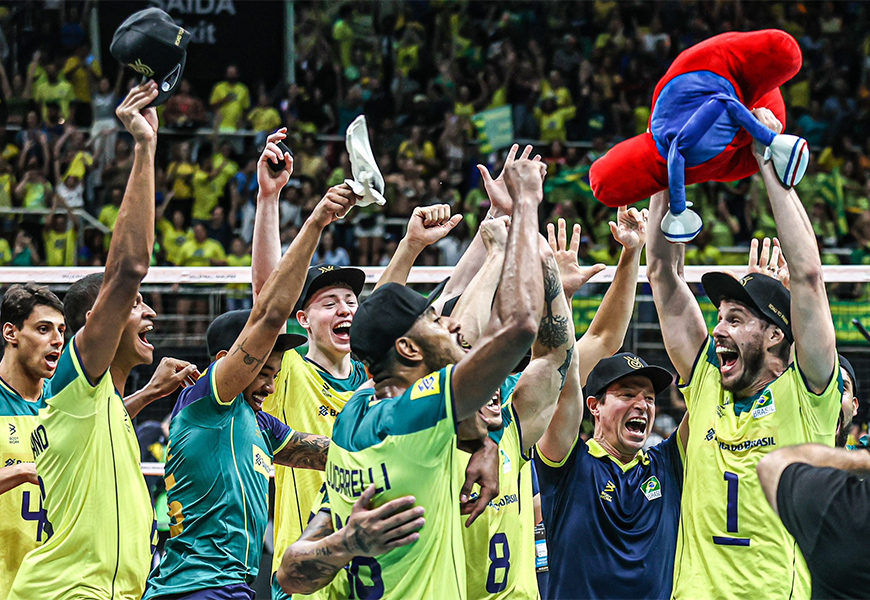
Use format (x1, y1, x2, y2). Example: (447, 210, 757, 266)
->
(547, 218, 605, 298)
(609, 205, 649, 251)
(476, 144, 542, 217)
(747, 237, 790, 289)
(342, 485, 425, 556)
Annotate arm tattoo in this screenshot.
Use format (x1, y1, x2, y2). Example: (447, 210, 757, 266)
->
(280, 513, 342, 593)
(231, 338, 266, 372)
(557, 346, 574, 390)
(277, 432, 330, 470)
(538, 266, 569, 349)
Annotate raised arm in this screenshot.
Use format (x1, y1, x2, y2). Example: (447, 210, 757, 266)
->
(511, 245, 576, 453)
(448, 216, 509, 345)
(251, 128, 293, 300)
(451, 160, 544, 422)
(434, 144, 538, 312)
(214, 186, 355, 403)
(374, 204, 462, 290)
(77, 83, 158, 381)
(123, 356, 199, 418)
(576, 206, 647, 386)
(276, 486, 424, 595)
(646, 190, 709, 381)
(757, 444, 870, 515)
(537, 337, 582, 463)
(752, 108, 836, 392)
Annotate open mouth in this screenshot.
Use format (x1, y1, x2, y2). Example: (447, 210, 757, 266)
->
(625, 417, 648, 438)
(332, 322, 351, 341)
(458, 332, 471, 352)
(44, 351, 60, 370)
(138, 325, 154, 350)
(251, 393, 265, 409)
(716, 345, 739, 374)
(483, 393, 500, 415)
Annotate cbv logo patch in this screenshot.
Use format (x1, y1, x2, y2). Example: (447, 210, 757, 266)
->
(752, 389, 776, 419)
(641, 476, 662, 501)
(410, 374, 440, 400)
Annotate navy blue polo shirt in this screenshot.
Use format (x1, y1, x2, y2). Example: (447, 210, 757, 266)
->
(535, 430, 683, 600)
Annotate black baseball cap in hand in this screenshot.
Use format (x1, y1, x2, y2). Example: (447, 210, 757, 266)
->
(206, 310, 306, 359)
(350, 283, 441, 368)
(294, 265, 366, 314)
(110, 8, 191, 106)
(702, 272, 793, 343)
(585, 353, 673, 399)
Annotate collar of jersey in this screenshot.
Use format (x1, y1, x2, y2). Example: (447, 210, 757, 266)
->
(587, 438, 650, 472)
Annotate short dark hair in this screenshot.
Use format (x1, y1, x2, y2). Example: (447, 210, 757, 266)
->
(63, 273, 104, 335)
(1, 283, 64, 346)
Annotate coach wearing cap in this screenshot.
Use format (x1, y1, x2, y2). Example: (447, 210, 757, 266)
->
(535, 353, 684, 600)
(647, 107, 842, 600)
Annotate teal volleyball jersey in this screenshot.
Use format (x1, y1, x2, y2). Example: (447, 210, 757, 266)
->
(326, 365, 467, 599)
(144, 360, 292, 598)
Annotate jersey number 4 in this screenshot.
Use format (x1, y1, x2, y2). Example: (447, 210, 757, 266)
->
(21, 476, 53, 541)
(712, 471, 750, 546)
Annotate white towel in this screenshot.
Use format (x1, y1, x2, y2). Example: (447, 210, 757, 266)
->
(344, 115, 387, 209)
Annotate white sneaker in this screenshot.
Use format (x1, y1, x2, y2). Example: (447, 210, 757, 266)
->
(344, 115, 387, 209)
(764, 134, 810, 188)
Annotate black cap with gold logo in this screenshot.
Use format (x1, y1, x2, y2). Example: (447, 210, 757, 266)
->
(585, 353, 673, 399)
(701, 272, 793, 343)
(110, 8, 191, 106)
(295, 265, 366, 314)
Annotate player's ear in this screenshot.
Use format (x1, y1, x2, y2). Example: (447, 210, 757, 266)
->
(296, 310, 309, 330)
(586, 394, 601, 418)
(395, 335, 423, 362)
(84, 309, 93, 323)
(2, 322, 18, 347)
(216, 350, 228, 360)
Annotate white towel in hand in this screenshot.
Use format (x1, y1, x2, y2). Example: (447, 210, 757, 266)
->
(344, 115, 387, 209)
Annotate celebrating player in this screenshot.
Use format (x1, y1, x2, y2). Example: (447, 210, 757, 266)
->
(646, 107, 841, 599)
(435, 214, 576, 599)
(9, 82, 164, 600)
(276, 158, 546, 598)
(0, 284, 64, 599)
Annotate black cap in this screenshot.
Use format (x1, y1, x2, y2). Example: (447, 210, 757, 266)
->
(585, 353, 673, 399)
(350, 283, 440, 367)
(839, 354, 859, 399)
(110, 8, 191, 106)
(702, 272, 793, 343)
(295, 265, 366, 314)
(206, 310, 306, 359)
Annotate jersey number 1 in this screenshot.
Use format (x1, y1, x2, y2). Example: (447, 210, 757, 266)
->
(712, 471, 750, 546)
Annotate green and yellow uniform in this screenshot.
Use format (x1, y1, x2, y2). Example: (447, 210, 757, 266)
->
(144, 361, 292, 598)
(156, 220, 193, 266)
(192, 169, 221, 221)
(0, 378, 51, 600)
(209, 82, 251, 132)
(326, 366, 466, 599)
(462, 391, 538, 600)
(177, 238, 226, 267)
(266, 349, 367, 600)
(672, 337, 841, 599)
(43, 227, 76, 267)
(9, 338, 155, 600)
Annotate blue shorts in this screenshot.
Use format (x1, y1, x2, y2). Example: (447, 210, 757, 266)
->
(157, 583, 256, 600)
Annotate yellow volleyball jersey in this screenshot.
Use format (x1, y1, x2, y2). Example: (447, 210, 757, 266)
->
(461, 397, 538, 600)
(672, 337, 841, 600)
(8, 338, 156, 600)
(327, 366, 466, 599)
(265, 349, 367, 585)
(0, 378, 50, 600)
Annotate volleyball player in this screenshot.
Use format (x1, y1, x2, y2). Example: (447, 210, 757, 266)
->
(9, 82, 164, 600)
(647, 107, 841, 599)
(0, 284, 64, 599)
